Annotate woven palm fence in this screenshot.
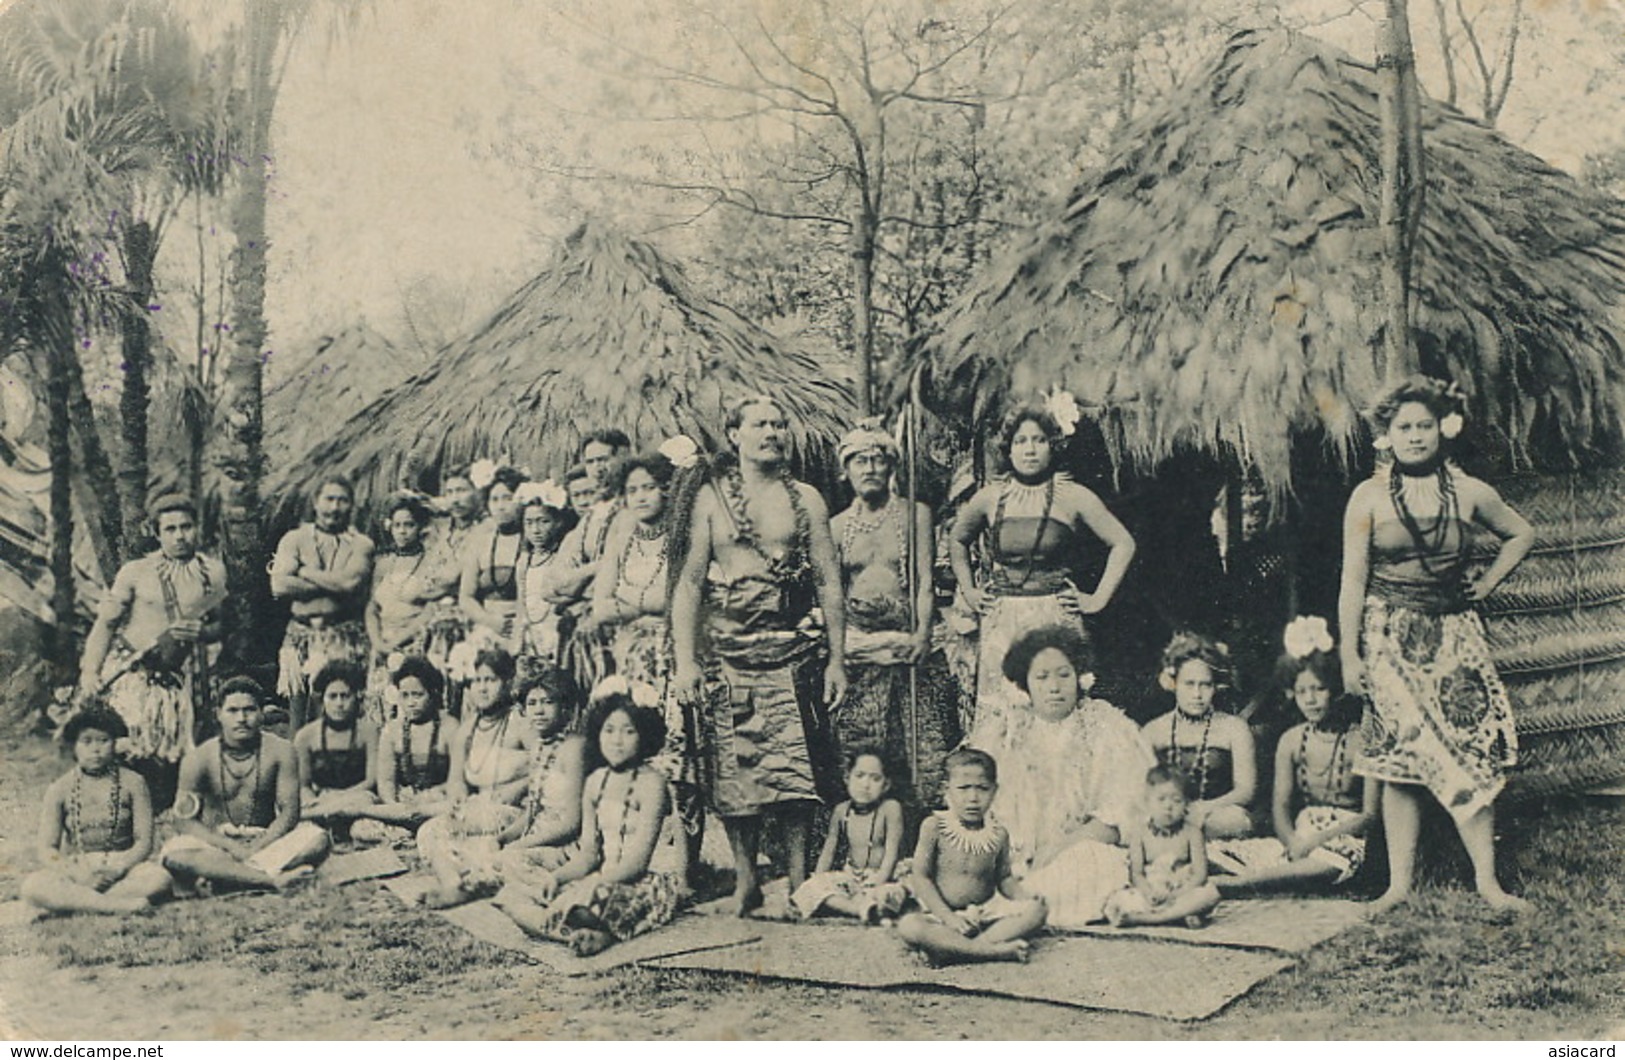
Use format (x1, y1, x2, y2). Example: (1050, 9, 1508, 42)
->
(1477, 470, 1625, 796)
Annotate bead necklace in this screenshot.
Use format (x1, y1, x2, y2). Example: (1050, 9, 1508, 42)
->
(1168, 709, 1216, 801)
(618, 522, 668, 615)
(218, 741, 261, 828)
(990, 475, 1055, 589)
(845, 801, 883, 868)
(719, 467, 811, 584)
(935, 809, 1002, 856)
(68, 766, 121, 855)
(397, 714, 443, 792)
(525, 734, 566, 818)
(319, 716, 358, 758)
(593, 764, 643, 864)
(1388, 462, 1462, 579)
(464, 709, 511, 789)
(1298, 725, 1350, 796)
(839, 494, 909, 583)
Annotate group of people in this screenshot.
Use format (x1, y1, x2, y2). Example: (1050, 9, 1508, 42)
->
(32, 373, 1536, 965)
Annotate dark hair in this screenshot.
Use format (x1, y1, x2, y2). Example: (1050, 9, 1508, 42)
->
(218, 675, 267, 707)
(725, 394, 786, 433)
(390, 655, 444, 708)
(583, 697, 666, 771)
(1161, 631, 1231, 687)
(1367, 374, 1464, 435)
(611, 451, 677, 497)
(994, 403, 1064, 475)
(312, 660, 365, 700)
(1002, 625, 1095, 691)
(581, 429, 632, 457)
(148, 493, 198, 525)
(843, 741, 892, 778)
(1273, 650, 1343, 701)
(516, 667, 580, 740)
(488, 466, 527, 496)
(1146, 763, 1186, 791)
(382, 492, 432, 527)
(62, 706, 128, 746)
(564, 464, 590, 484)
(473, 647, 517, 684)
(943, 746, 997, 785)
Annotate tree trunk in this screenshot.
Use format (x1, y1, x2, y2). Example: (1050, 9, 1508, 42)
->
(63, 340, 123, 579)
(120, 219, 155, 558)
(851, 201, 877, 416)
(1377, 0, 1426, 383)
(213, 0, 277, 666)
(44, 272, 78, 685)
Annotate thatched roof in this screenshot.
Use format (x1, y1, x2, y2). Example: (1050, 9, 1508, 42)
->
(271, 221, 856, 509)
(929, 28, 1625, 492)
(264, 324, 423, 471)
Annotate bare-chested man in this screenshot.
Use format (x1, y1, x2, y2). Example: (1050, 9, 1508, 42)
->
(160, 677, 329, 895)
(830, 425, 962, 807)
(543, 430, 630, 689)
(670, 396, 848, 913)
(79, 494, 226, 811)
(270, 476, 375, 733)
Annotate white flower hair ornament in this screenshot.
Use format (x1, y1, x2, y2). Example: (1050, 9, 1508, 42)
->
(1044, 385, 1081, 438)
(590, 673, 659, 708)
(445, 641, 479, 684)
(515, 479, 569, 509)
(1373, 435, 1392, 452)
(1282, 615, 1335, 659)
(1077, 671, 1098, 694)
(468, 459, 498, 491)
(386, 651, 406, 674)
(1158, 667, 1178, 693)
(658, 434, 701, 470)
(1439, 412, 1464, 440)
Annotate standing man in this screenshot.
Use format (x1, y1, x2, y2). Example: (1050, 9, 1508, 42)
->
(830, 425, 961, 808)
(671, 396, 847, 914)
(544, 429, 631, 688)
(270, 476, 374, 734)
(79, 494, 226, 812)
(160, 676, 329, 895)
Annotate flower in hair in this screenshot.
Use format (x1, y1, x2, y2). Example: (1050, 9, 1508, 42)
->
(1158, 667, 1177, 693)
(386, 651, 406, 674)
(592, 674, 629, 700)
(1044, 386, 1081, 438)
(629, 680, 660, 709)
(468, 459, 498, 491)
(446, 641, 478, 683)
(1282, 615, 1335, 659)
(659, 435, 701, 470)
(1439, 412, 1464, 440)
(1373, 435, 1392, 451)
(515, 479, 568, 509)
(1078, 671, 1098, 694)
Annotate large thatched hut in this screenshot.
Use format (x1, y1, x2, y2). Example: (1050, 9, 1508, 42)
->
(271, 221, 856, 512)
(926, 29, 1625, 794)
(264, 324, 425, 474)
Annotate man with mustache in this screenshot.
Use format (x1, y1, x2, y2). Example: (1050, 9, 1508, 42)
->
(670, 396, 848, 915)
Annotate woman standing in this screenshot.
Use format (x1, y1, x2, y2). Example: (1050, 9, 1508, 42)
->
(949, 398, 1136, 753)
(511, 481, 577, 669)
(1339, 375, 1533, 912)
(366, 492, 436, 725)
(460, 466, 528, 648)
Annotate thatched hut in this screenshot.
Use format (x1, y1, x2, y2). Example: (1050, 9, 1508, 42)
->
(926, 29, 1625, 794)
(271, 221, 856, 512)
(264, 324, 424, 473)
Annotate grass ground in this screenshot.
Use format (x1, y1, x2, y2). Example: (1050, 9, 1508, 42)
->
(1, 729, 1622, 1040)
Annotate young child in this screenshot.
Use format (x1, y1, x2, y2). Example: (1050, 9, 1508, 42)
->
(896, 748, 1047, 964)
(494, 686, 686, 956)
(23, 708, 171, 915)
(1142, 632, 1257, 839)
(293, 661, 381, 834)
(1103, 765, 1222, 927)
(792, 743, 907, 923)
(1211, 618, 1378, 893)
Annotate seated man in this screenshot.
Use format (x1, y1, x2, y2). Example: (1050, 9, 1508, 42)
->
(161, 677, 329, 894)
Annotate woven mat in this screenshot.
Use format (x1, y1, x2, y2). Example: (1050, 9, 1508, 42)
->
(383, 873, 762, 976)
(644, 918, 1291, 1021)
(316, 847, 408, 887)
(1068, 897, 1367, 953)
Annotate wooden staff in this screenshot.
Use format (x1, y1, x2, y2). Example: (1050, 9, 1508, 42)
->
(904, 363, 926, 790)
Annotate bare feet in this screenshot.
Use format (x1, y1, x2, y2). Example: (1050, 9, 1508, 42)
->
(993, 939, 1031, 963)
(420, 884, 469, 910)
(272, 865, 316, 892)
(1368, 888, 1410, 915)
(569, 928, 614, 957)
(733, 881, 764, 918)
(1183, 914, 1205, 930)
(1480, 887, 1532, 914)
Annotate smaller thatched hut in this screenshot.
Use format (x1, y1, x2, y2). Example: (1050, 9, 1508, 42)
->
(271, 221, 855, 511)
(264, 324, 423, 472)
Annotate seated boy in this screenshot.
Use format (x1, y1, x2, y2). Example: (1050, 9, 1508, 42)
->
(897, 748, 1046, 964)
(160, 677, 329, 894)
(23, 707, 171, 915)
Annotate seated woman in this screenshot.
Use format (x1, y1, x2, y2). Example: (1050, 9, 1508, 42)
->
(1141, 633, 1258, 840)
(293, 661, 380, 836)
(493, 668, 589, 888)
(494, 684, 687, 957)
(994, 625, 1152, 929)
(416, 647, 536, 908)
(352, 656, 458, 841)
(23, 708, 171, 915)
(366, 491, 436, 726)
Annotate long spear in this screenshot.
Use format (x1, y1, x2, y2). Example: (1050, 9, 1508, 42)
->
(904, 362, 926, 792)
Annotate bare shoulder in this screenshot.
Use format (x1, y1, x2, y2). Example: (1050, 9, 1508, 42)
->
(1347, 477, 1385, 512)
(292, 722, 319, 751)
(794, 479, 830, 519)
(1452, 471, 1500, 506)
(1276, 723, 1307, 757)
(1215, 711, 1253, 741)
(1142, 711, 1173, 742)
(43, 770, 75, 803)
(263, 733, 298, 768)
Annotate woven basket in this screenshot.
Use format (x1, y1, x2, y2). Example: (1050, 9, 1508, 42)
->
(1482, 471, 1625, 797)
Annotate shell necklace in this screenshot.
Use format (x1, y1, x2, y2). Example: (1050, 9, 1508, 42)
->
(68, 766, 121, 854)
(1169, 708, 1215, 801)
(935, 810, 1002, 856)
(219, 741, 261, 828)
(840, 494, 908, 581)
